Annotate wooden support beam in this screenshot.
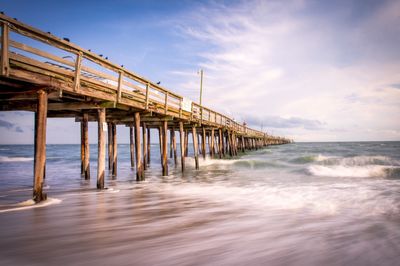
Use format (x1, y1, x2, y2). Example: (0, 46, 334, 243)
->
(179, 121, 185, 172)
(116, 71, 123, 103)
(129, 125, 135, 168)
(162, 120, 168, 176)
(192, 126, 199, 170)
(219, 128, 224, 158)
(184, 129, 189, 157)
(73, 52, 82, 92)
(112, 123, 117, 177)
(107, 122, 113, 170)
(228, 131, 233, 157)
(210, 128, 215, 158)
(142, 122, 148, 170)
(172, 128, 177, 166)
(145, 83, 150, 110)
(158, 126, 163, 160)
(83, 113, 90, 180)
(33, 89, 47, 203)
(147, 127, 151, 164)
(97, 108, 106, 189)
(134, 112, 144, 181)
(169, 129, 173, 158)
(80, 119, 84, 174)
(201, 126, 207, 159)
(1, 22, 10, 76)
(241, 135, 245, 153)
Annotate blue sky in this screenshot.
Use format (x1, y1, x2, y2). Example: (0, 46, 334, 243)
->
(0, 0, 399, 143)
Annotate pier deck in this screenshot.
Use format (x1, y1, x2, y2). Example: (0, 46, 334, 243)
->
(0, 14, 291, 202)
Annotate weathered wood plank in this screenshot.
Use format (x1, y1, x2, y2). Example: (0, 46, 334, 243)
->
(33, 89, 47, 202)
(97, 108, 106, 189)
(134, 112, 144, 181)
(162, 120, 168, 176)
(192, 126, 199, 170)
(179, 121, 185, 172)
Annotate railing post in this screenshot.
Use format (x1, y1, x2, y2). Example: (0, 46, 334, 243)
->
(164, 92, 168, 114)
(73, 52, 82, 92)
(1, 22, 10, 76)
(145, 83, 149, 110)
(190, 102, 194, 120)
(116, 70, 123, 104)
(179, 98, 182, 118)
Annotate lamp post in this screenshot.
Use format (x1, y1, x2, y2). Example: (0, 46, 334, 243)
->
(199, 69, 203, 106)
(199, 69, 203, 123)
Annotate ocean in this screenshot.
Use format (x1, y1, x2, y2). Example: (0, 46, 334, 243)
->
(0, 142, 399, 266)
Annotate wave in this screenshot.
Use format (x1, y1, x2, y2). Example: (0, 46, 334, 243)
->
(158, 181, 399, 216)
(320, 155, 398, 167)
(290, 154, 330, 164)
(308, 165, 394, 178)
(0, 197, 62, 213)
(0, 156, 33, 162)
(307, 155, 400, 178)
(183, 156, 279, 169)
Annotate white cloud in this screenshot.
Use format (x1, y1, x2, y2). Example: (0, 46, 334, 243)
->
(169, 0, 400, 141)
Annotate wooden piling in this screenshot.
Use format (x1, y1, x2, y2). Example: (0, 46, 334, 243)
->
(169, 129, 173, 158)
(147, 127, 151, 164)
(33, 90, 47, 202)
(134, 112, 144, 181)
(179, 121, 185, 172)
(184, 129, 189, 157)
(142, 122, 147, 170)
(80, 120, 84, 174)
(202, 127, 206, 159)
(210, 128, 215, 158)
(107, 122, 113, 170)
(219, 128, 224, 158)
(112, 123, 117, 177)
(172, 128, 177, 166)
(192, 126, 199, 169)
(162, 121, 168, 176)
(158, 126, 163, 158)
(129, 125, 135, 168)
(97, 108, 106, 189)
(82, 113, 90, 180)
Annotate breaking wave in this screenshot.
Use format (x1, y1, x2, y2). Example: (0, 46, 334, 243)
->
(0, 156, 33, 162)
(0, 197, 62, 213)
(307, 155, 400, 178)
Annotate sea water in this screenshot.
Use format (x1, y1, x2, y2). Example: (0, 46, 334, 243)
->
(0, 142, 399, 265)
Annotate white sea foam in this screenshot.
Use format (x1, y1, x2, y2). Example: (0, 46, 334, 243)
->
(157, 181, 398, 216)
(0, 156, 33, 162)
(315, 154, 330, 161)
(308, 155, 399, 178)
(0, 197, 62, 213)
(308, 165, 389, 178)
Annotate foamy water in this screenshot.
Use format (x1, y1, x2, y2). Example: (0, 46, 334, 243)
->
(0, 142, 399, 266)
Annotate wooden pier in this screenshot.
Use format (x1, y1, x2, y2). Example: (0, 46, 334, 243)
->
(0, 14, 291, 202)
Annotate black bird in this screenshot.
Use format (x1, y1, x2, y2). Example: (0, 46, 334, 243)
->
(99, 54, 103, 57)
(105, 57, 108, 60)
(88, 49, 91, 52)
(47, 31, 51, 34)
(121, 65, 124, 68)
(63, 37, 70, 42)
(1, 12, 4, 15)
(13, 17, 18, 21)
(157, 81, 161, 85)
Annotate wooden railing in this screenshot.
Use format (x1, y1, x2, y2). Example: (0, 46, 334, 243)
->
(0, 14, 280, 139)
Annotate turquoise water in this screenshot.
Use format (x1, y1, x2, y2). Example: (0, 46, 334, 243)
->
(0, 142, 399, 265)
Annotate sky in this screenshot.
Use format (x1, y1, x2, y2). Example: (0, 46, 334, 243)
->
(0, 0, 399, 143)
